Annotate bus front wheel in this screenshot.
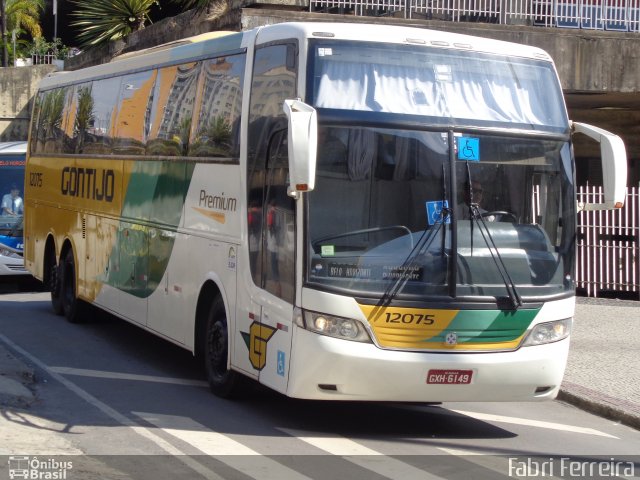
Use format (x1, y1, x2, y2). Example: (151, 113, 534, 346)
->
(205, 298, 239, 398)
(60, 249, 86, 323)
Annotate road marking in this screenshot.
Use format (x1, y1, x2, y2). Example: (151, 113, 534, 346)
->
(136, 413, 313, 480)
(0, 334, 225, 480)
(449, 410, 618, 439)
(279, 428, 446, 480)
(436, 447, 485, 456)
(50, 366, 208, 387)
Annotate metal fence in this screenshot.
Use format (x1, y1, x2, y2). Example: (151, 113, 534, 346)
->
(310, 0, 640, 32)
(576, 186, 639, 298)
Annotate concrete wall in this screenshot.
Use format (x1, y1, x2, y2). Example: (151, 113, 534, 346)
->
(0, 65, 56, 142)
(63, 6, 640, 95)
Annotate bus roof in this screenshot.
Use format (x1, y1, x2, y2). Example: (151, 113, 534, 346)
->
(0, 141, 27, 155)
(37, 22, 554, 91)
(256, 22, 553, 61)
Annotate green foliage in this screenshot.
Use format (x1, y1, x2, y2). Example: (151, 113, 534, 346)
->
(27, 36, 70, 61)
(1, 0, 44, 65)
(6, 0, 44, 38)
(70, 0, 159, 47)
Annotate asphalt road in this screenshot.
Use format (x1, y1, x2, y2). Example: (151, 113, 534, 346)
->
(0, 290, 638, 480)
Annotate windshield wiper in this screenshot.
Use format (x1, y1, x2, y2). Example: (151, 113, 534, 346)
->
(368, 217, 445, 322)
(464, 163, 522, 310)
(369, 166, 450, 321)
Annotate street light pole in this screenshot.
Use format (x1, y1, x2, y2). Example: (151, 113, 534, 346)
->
(53, 0, 58, 41)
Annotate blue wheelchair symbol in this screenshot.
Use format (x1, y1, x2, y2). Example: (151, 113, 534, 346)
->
(457, 137, 480, 161)
(277, 351, 285, 376)
(426, 200, 450, 226)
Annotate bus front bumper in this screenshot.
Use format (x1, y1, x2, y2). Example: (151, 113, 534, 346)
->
(286, 326, 569, 402)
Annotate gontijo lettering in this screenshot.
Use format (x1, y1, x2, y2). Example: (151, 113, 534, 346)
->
(61, 167, 115, 202)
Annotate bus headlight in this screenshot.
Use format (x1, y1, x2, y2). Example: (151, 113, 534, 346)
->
(294, 308, 372, 343)
(0, 247, 21, 259)
(523, 318, 572, 346)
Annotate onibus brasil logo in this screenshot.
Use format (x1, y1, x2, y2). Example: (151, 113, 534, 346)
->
(7, 456, 73, 479)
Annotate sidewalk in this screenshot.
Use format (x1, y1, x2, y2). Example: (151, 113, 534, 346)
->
(559, 296, 640, 430)
(0, 296, 638, 429)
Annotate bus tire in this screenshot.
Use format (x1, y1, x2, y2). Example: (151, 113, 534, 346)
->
(60, 249, 86, 324)
(205, 297, 239, 398)
(46, 251, 64, 315)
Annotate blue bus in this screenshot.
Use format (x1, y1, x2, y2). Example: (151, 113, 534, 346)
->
(0, 141, 28, 278)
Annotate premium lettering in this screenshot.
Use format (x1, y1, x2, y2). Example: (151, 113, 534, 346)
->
(199, 190, 237, 212)
(61, 167, 115, 202)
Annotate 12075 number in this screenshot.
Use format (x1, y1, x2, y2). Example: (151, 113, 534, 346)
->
(382, 312, 435, 325)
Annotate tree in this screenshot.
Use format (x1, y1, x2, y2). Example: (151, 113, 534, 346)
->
(69, 0, 158, 48)
(1, 0, 43, 66)
(6, 0, 43, 37)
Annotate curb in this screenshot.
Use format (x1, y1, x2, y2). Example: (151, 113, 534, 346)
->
(559, 381, 640, 431)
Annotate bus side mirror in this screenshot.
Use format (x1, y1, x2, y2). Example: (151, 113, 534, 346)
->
(283, 99, 317, 197)
(571, 121, 627, 211)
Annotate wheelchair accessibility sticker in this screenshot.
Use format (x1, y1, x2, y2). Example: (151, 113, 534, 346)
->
(457, 136, 480, 161)
(426, 200, 451, 226)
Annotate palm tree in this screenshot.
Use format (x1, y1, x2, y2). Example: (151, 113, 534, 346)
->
(69, 0, 158, 48)
(6, 0, 43, 37)
(1, 0, 43, 66)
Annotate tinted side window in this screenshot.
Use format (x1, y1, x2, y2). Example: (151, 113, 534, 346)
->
(34, 89, 67, 154)
(61, 83, 93, 154)
(113, 70, 157, 155)
(30, 92, 45, 154)
(85, 77, 122, 155)
(189, 54, 245, 158)
(146, 62, 201, 156)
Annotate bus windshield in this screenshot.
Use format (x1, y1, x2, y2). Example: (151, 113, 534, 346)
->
(308, 40, 568, 133)
(0, 144, 26, 249)
(307, 127, 575, 301)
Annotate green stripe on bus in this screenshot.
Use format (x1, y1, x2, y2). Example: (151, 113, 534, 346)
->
(105, 160, 195, 298)
(423, 308, 539, 344)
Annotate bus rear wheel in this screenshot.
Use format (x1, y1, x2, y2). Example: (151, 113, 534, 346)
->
(60, 249, 86, 323)
(46, 251, 63, 315)
(205, 298, 239, 398)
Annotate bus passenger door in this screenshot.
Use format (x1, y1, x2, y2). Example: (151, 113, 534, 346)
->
(254, 131, 296, 393)
(242, 42, 298, 393)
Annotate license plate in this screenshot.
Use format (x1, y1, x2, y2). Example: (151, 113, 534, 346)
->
(426, 369, 473, 384)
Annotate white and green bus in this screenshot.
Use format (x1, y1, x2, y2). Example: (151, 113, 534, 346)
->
(25, 22, 626, 401)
